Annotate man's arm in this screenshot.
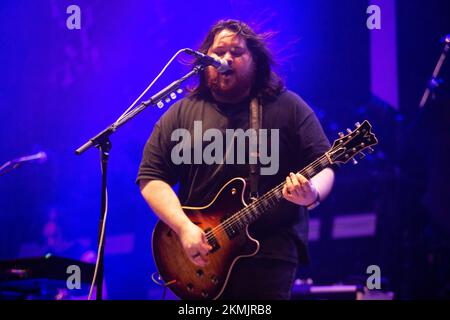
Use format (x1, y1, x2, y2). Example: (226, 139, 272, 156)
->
(283, 168, 335, 207)
(140, 179, 189, 233)
(310, 167, 335, 202)
(139, 179, 211, 266)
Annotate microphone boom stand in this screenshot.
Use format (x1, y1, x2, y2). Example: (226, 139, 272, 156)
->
(75, 64, 205, 300)
(419, 36, 450, 108)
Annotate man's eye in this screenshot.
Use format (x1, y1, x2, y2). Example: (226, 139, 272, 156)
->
(231, 49, 245, 57)
(214, 51, 225, 56)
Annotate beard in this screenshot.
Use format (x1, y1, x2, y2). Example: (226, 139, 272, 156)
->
(206, 67, 254, 102)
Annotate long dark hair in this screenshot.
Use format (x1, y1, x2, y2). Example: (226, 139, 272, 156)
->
(189, 19, 284, 101)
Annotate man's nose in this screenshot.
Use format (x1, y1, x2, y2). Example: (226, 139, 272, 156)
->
(223, 52, 234, 66)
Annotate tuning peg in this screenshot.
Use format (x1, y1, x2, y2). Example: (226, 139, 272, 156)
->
(352, 158, 358, 165)
(170, 92, 177, 99)
(355, 122, 361, 127)
(157, 101, 164, 108)
(165, 97, 171, 103)
(338, 132, 345, 138)
(176, 88, 183, 94)
(358, 152, 366, 159)
(346, 128, 352, 134)
(367, 147, 374, 154)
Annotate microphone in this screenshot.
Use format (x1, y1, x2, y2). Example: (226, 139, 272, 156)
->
(420, 34, 450, 108)
(184, 48, 231, 73)
(0, 151, 48, 176)
(13, 151, 48, 164)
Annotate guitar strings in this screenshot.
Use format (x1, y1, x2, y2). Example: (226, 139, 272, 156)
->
(205, 130, 369, 242)
(205, 156, 328, 241)
(206, 128, 370, 241)
(204, 155, 329, 242)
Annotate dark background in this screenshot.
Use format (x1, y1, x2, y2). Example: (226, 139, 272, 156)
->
(0, 0, 449, 299)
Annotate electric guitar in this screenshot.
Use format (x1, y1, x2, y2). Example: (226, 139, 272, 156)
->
(152, 120, 378, 300)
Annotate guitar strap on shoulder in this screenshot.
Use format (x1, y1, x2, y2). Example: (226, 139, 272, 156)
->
(249, 96, 262, 201)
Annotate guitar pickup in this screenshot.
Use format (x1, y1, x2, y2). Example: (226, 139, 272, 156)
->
(220, 216, 241, 240)
(204, 227, 220, 253)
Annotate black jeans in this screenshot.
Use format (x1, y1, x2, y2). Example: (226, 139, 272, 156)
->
(219, 257, 298, 300)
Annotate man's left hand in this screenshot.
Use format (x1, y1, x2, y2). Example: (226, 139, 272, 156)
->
(282, 172, 319, 206)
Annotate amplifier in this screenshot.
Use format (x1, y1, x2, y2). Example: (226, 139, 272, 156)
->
(291, 280, 394, 300)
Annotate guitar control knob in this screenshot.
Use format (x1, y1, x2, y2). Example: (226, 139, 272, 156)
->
(187, 283, 194, 291)
(201, 290, 209, 298)
(211, 275, 219, 285)
(196, 269, 204, 277)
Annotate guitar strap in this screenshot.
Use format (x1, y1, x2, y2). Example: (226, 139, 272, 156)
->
(249, 96, 262, 201)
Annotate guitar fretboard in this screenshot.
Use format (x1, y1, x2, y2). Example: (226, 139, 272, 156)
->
(217, 154, 331, 236)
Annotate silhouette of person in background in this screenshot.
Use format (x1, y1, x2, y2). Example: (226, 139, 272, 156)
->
(41, 208, 96, 264)
(21, 207, 106, 300)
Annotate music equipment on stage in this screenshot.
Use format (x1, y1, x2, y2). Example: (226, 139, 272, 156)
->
(0, 151, 47, 176)
(152, 120, 378, 300)
(419, 33, 449, 108)
(291, 280, 394, 300)
(0, 255, 94, 299)
(184, 48, 231, 73)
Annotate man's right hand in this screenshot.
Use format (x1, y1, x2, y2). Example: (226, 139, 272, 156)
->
(177, 222, 212, 267)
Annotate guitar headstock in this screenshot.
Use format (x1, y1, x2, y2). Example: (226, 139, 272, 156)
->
(327, 120, 378, 165)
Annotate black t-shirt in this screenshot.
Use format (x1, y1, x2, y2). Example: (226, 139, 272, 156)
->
(137, 89, 331, 264)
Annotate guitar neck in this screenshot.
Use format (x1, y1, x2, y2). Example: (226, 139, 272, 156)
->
(228, 154, 332, 229)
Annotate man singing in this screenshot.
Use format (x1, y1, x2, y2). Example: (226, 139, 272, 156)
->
(137, 19, 335, 299)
